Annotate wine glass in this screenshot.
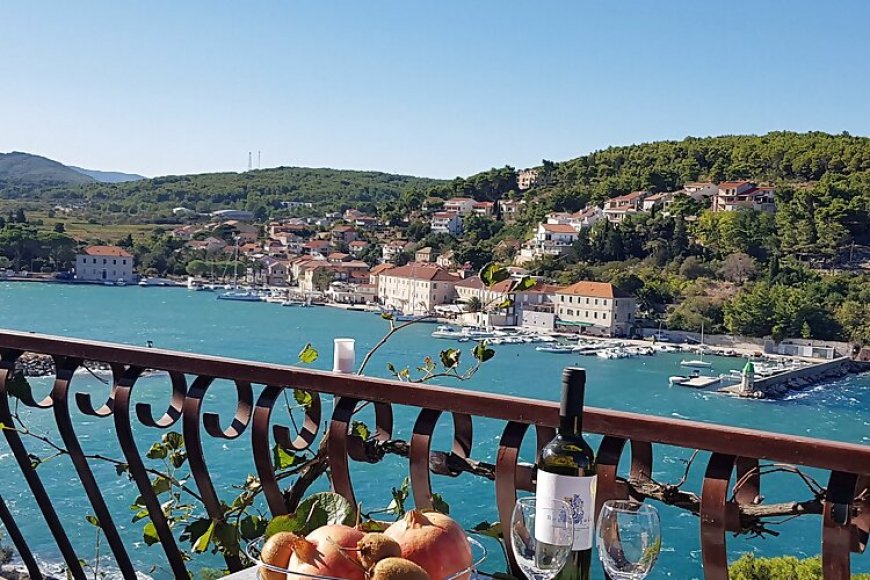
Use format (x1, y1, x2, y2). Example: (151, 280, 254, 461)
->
(511, 497, 574, 580)
(595, 500, 661, 579)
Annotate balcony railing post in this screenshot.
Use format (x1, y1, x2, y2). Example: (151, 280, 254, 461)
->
(700, 453, 736, 580)
(823, 470, 858, 578)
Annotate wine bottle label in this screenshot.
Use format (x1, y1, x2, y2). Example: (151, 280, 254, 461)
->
(534, 471, 597, 550)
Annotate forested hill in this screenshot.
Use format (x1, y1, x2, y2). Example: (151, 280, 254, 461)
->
(529, 131, 870, 203)
(0, 152, 96, 186)
(2, 166, 446, 221)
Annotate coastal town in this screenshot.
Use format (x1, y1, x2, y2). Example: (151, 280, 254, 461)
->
(27, 177, 785, 339)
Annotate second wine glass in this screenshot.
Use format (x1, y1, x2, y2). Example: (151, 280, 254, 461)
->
(595, 500, 661, 580)
(511, 497, 574, 580)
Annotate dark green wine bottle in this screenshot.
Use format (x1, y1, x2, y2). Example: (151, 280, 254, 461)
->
(536, 368, 596, 580)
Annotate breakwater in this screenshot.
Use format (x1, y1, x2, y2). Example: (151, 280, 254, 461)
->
(749, 357, 859, 397)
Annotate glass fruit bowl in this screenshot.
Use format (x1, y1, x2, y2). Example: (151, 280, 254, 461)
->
(245, 534, 487, 580)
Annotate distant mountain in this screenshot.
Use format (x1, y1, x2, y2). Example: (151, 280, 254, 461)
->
(0, 151, 95, 185)
(69, 166, 145, 183)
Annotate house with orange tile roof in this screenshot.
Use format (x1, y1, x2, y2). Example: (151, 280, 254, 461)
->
(554, 281, 636, 336)
(75, 246, 136, 284)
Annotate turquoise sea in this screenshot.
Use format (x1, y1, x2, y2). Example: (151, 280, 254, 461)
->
(0, 283, 868, 578)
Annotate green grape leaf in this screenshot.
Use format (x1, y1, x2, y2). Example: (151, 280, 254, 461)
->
(298, 343, 319, 364)
(143, 521, 161, 547)
(293, 389, 313, 408)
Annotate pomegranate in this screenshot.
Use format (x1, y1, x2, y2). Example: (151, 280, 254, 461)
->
(286, 524, 366, 580)
(385, 510, 472, 580)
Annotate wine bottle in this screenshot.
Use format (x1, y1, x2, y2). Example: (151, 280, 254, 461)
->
(535, 367, 597, 580)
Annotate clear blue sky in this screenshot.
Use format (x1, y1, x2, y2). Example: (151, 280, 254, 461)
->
(1, 1, 868, 179)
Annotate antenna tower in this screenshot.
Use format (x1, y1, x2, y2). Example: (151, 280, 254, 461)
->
(258, 150, 261, 169)
(248, 152, 252, 171)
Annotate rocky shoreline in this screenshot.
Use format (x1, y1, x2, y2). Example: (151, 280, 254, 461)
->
(13, 353, 114, 378)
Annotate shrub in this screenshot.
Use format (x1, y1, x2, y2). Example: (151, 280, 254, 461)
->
(730, 553, 870, 579)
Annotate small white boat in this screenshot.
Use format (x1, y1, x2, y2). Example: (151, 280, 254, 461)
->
(669, 375, 691, 385)
(217, 290, 262, 302)
(116, 279, 127, 286)
(536, 345, 575, 354)
(680, 359, 713, 368)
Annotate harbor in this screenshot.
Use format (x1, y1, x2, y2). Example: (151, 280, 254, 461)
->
(1, 282, 869, 577)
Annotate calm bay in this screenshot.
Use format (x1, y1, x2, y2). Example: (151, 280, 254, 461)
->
(0, 283, 868, 578)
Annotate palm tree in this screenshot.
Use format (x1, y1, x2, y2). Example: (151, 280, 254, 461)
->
(464, 296, 483, 313)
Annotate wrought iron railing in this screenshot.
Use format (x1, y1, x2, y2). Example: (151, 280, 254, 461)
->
(0, 329, 867, 579)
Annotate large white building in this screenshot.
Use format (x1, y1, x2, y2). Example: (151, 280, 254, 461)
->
(516, 223, 579, 264)
(75, 246, 136, 284)
(431, 212, 463, 235)
(554, 281, 636, 337)
(377, 263, 460, 315)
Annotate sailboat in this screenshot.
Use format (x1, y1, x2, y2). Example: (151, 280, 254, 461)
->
(217, 238, 262, 302)
(680, 322, 713, 368)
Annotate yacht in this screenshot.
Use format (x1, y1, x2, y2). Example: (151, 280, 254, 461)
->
(680, 322, 712, 368)
(536, 344, 576, 354)
(217, 289, 262, 302)
(431, 325, 500, 340)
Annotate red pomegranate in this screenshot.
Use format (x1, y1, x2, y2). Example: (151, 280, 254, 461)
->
(385, 510, 472, 580)
(286, 524, 366, 580)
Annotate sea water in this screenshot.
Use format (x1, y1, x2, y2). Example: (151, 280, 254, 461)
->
(0, 283, 867, 578)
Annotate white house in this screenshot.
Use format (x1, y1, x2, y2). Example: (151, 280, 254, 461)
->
(382, 241, 408, 263)
(713, 182, 776, 213)
(431, 212, 463, 235)
(603, 191, 648, 224)
(377, 263, 460, 315)
(545, 207, 603, 230)
(443, 197, 477, 215)
(684, 182, 719, 199)
(498, 199, 525, 223)
(75, 246, 136, 284)
(516, 223, 579, 264)
(554, 281, 636, 337)
(517, 169, 539, 190)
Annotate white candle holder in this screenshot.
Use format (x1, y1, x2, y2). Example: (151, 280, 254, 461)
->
(333, 338, 356, 374)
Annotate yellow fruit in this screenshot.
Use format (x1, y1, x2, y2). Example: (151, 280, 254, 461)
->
(358, 533, 403, 570)
(259, 532, 298, 580)
(371, 557, 430, 580)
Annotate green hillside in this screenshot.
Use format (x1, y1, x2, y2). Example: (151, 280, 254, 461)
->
(0, 152, 96, 186)
(1, 165, 446, 222)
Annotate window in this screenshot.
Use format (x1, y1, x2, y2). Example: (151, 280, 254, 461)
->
(585, 311, 589, 317)
(93, 258, 97, 264)
(594, 298, 599, 305)
(113, 259, 117, 265)
(433, 283, 437, 289)
(603, 312, 607, 319)
(567, 309, 574, 316)
(594, 312, 598, 319)
(602, 299, 608, 306)
(585, 298, 589, 304)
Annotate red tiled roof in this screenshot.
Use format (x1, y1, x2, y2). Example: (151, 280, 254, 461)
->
(381, 263, 460, 282)
(718, 180, 754, 189)
(446, 197, 474, 203)
(541, 224, 578, 234)
(370, 263, 395, 275)
(349, 240, 369, 247)
(83, 245, 132, 257)
(557, 281, 631, 298)
(609, 191, 647, 203)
